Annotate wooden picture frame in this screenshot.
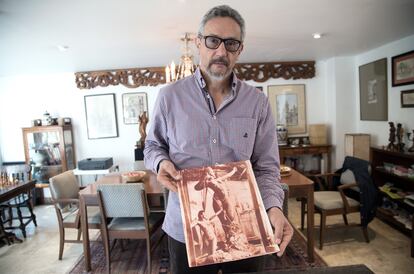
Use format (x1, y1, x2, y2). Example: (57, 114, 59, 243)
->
(122, 92, 148, 124)
(267, 84, 306, 135)
(84, 93, 119, 139)
(401, 89, 414, 108)
(392, 50, 414, 87)
(359, 58, 388, 121)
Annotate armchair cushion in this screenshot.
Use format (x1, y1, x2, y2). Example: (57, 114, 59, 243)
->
(314, 191, 359, 210)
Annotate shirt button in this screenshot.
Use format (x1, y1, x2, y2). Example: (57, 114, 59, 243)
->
(206, 95, 210, 99)
(212, 139, 217, 144)
(213, 115, 217, 120)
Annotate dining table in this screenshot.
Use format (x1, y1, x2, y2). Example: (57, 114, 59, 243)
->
(79, 171, 164, 272)
(281, 168, 315, 262)
(0, 180, 36, 243)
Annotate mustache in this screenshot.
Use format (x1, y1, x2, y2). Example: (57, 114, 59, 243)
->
(209, 57, 229, 67)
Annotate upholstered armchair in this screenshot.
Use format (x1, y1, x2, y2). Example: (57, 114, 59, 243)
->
(49, 170, 101, 260)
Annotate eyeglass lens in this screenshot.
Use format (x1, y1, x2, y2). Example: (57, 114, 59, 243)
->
(204, 36, 241, 52)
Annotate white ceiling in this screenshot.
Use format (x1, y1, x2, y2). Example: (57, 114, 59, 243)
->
(1, 0, 414, 77)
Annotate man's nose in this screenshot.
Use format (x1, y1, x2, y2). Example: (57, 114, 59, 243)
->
(215, 42, 228, 56)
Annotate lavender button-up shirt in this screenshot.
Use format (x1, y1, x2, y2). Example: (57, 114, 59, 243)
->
(144, 68, 283, 243)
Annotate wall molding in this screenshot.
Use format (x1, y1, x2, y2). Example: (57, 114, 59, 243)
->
(75, 61, 315, 89)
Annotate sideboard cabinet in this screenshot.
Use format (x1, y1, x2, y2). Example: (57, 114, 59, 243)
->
(22, 125, 76, 188)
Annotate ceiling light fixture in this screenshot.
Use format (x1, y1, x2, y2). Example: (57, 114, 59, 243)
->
(165, 33, 196, 83)
(57, 45, 69, 52)
(312, 33, 322, 39)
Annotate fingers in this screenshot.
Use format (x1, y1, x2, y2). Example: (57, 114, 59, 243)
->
(157, 160, 181, 192)
(267, 207, 294, 257)
(277, 220, 294, 257)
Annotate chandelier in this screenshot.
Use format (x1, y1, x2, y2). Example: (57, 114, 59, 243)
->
(165, 33, 196, 83)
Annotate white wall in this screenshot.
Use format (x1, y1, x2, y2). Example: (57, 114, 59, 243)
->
(0, 62, 326, 172)
(355, 34, 414, 147)
(325, 56, 358, 168)
(0, 73, 162, 172)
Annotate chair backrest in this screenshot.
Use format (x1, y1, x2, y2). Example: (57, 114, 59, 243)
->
(340, 169, 360, 192)
(97, 183, 147, 218)
(280, 183, 289, 216)
(49, 170, 79, 209)
(1, 163, 32, 182)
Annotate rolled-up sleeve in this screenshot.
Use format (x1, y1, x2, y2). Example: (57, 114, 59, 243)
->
(144, 88, 170, 173)
(251, 95, 284, 211)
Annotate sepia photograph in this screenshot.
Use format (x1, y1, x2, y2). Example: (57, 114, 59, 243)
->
(177, 160, 279, 268)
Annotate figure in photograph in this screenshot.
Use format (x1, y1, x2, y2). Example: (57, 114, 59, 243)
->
(144, 5, 293, 273)
(191, 210, 220, 258)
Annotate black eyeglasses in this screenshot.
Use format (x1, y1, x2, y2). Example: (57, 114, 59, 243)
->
(199, 35, 242, 52)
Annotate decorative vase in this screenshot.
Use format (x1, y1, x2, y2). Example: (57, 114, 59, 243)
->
(276, 124, 288, 146)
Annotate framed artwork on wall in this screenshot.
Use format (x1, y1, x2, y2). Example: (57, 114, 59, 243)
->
(84, 93, 119, 139)
(122, 92, 148, 124)
(392, 50, 414, 87)
(267, 84, 306, 135)
(359, 58, 388, 121)
(401, 89, 414, 108)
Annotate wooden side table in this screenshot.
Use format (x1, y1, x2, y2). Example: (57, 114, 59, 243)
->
(279, 145, 332, 173)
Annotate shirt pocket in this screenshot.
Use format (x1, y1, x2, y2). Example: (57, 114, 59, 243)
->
(229, 117, 257, 156)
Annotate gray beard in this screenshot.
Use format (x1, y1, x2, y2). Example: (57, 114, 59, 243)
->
(206, 66, 232, 81)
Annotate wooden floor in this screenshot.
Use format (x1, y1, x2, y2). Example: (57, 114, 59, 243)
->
(0, 200, 413, 273)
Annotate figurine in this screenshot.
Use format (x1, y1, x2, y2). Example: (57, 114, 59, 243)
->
(138, 111, 149, 149)
(396, 123, 405, 152)
(387, 122, 398, 151)
(407, 130, 414, 153)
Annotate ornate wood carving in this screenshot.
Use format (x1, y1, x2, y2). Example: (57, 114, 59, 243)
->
(234, 61, 315, 82)
(75, 67, 166, 89)
(75, 61, 315, 89)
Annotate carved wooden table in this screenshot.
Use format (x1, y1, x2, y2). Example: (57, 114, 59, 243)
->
(279, 145, 332, 173)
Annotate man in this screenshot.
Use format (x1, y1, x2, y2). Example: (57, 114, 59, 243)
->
(192, 210, 219, 259)
(144, 5, 293, 274)
(194, 167, 236, 233)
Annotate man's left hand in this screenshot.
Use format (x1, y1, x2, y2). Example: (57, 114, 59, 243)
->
(267, 207, 293, 257)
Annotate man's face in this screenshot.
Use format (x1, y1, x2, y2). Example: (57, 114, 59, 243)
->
(196, 17, 243, 81)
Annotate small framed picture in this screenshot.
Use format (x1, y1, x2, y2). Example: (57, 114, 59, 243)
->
(401, 89, 414, 108)
(268, 84, 307, 135)
(392, 50, 414, 87)
(122, 93, 148, 124)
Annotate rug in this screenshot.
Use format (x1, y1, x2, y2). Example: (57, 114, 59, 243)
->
(69, 229, 326, 274)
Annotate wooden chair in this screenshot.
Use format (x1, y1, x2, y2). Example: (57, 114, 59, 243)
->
(49, 170, 101, 260)
(301, 170, 369, 249)
(97, 183, 164, 274)
(0, 163, 37, 238)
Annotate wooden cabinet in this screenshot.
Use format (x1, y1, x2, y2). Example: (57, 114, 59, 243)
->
(22, 125, 76, 188)
(370, 147, 414, 257)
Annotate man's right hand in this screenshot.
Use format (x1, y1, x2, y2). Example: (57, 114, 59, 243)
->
(157, 160, 182, 192)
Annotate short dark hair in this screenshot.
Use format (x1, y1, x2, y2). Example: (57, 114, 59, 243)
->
(198, 210, 205, 219)
(198, 5, 245, 41)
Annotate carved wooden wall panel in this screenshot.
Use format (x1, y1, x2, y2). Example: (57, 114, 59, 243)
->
(75, 67, 166, 89)
(75, 61, 315, 89)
